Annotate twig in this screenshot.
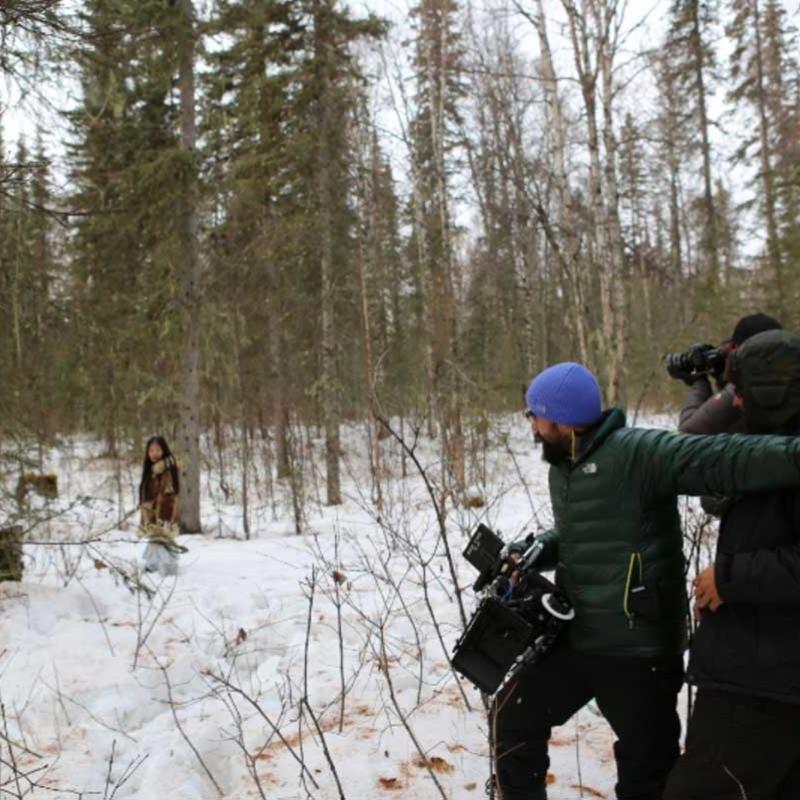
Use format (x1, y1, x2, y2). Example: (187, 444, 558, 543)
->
(375, 414, 468, 629)
(0, 696, 24, 800)
(574, 711, 584, 798)
(103, 740, 116, 800)
(376, 625, 448, 800)
(153, 656, 224, 797)
(133, 576, 177, 669)
(419, 559, 472, 711)
(75, 574, 115, 658)
(204, 673, 320, 791)
(108, 751, 149, 800)
(211, 685, 268, 800)
(41, 681, 137, 744)
(503, 436, 544, 529)
(333, 533, 347, 733)
(301, 569, 346, 799)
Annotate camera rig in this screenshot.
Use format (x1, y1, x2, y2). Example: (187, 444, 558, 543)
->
(664, 342, 729, 381)
(450, 524, 574, 695)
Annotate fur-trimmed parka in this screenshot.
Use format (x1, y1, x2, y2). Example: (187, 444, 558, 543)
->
(140, 457, 180, 530)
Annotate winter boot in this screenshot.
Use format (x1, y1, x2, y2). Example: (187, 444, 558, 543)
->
(485, 773, 547, 800)
(500, 789, 547, 800)
(489, 784, 547, 800)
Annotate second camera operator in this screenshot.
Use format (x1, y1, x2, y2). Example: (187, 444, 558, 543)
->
(666, 313, 783, 515)
(667, 312, 782, 436)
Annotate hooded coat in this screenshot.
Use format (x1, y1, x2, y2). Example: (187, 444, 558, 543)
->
(687, 330, 800, 703)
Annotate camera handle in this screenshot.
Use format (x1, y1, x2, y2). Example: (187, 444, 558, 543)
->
(518, 540, 543, 572)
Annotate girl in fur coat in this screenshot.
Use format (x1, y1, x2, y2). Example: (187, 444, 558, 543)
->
(139, 436, 183, 575)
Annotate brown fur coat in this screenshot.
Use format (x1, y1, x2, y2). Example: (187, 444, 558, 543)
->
(140, 458, 180, 529)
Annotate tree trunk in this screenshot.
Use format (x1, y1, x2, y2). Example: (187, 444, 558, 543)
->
(315, 1, 341, 506)
(563, 0, 627, 401)
(533, 0, 590, 367)
(689, 0, 721, 286)
(175, 0, 202, 533)
(596, 0, 628, 402)
(355, 120, 385, 509)
(751, 0, 783, 310)
(427, 1, 464, 494)
(262, 212, 290, 481)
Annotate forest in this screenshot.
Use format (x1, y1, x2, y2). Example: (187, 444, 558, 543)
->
(2, 0, 798, 524)
(0, 2, 799, 796)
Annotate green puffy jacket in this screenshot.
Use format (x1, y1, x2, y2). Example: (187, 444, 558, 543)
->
(527, 408, 800, 657)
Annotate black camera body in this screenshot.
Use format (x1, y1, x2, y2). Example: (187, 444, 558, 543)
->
(664, 342, 728, 381)
(451, 524, 574, 695)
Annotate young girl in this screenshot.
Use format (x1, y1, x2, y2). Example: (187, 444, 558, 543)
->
(139, 436, 183, 575)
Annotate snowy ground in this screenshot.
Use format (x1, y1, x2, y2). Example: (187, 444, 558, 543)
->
(0, 412, 696, 799)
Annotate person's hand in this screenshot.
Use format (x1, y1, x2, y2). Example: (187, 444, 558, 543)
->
(694, 565, 724, 619)
(507, 551, 522, 589)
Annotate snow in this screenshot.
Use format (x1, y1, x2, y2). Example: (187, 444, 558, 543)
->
(0, 412, 690, 799)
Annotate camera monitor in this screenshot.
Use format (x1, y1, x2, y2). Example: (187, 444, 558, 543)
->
(463, 523, 506, 591)
(451, 597, 533, 694)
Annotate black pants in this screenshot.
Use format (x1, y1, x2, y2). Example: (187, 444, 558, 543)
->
(664, 688, 800, 800)
(492, 641, 683, 800)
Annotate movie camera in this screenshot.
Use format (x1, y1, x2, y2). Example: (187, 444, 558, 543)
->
(450, 524, 574, 694)
(664, 342, 729, 381)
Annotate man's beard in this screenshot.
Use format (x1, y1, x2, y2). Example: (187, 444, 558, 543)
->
(535, 432, 569, 465)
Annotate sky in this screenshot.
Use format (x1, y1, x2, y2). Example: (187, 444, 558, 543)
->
(4, 0, 800, 143)
(350, 0, 800, 255)
(2, 0, 799, 248)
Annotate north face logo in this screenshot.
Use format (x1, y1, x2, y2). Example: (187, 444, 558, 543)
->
(582, 463, 598, 475)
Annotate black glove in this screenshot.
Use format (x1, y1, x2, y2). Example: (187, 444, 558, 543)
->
(664, 343, 715, 385)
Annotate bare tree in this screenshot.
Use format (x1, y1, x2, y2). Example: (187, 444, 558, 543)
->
(560, 0, 629, 401)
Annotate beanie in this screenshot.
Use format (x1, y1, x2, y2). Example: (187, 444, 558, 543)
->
(525, 362, 603, 426)
(731, 312, 782, 346)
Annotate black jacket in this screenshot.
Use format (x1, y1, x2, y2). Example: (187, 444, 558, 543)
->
(687, 482, 800, 704)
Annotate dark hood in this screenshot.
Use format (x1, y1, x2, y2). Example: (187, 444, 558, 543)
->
(733, 329, 800, 434)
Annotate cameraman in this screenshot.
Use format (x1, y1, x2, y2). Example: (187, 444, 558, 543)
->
(493, 361, 800, 800)
(672, 313, 782, 516)
(671, 312, 782, 435)
(664, 330, 800, 800)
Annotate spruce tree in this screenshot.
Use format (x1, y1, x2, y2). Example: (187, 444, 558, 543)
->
(666, 0, 721, 293)
(295, 0, 384, 504)
(408, 0, 467, 490)
(203, 0, 309, 479)
(0, 132, 62, 438)
(727, 0, 785, 311)
(68, 0, 193, 452)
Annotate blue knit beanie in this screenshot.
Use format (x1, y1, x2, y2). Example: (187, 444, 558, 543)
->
(526, 362, 603, 426)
